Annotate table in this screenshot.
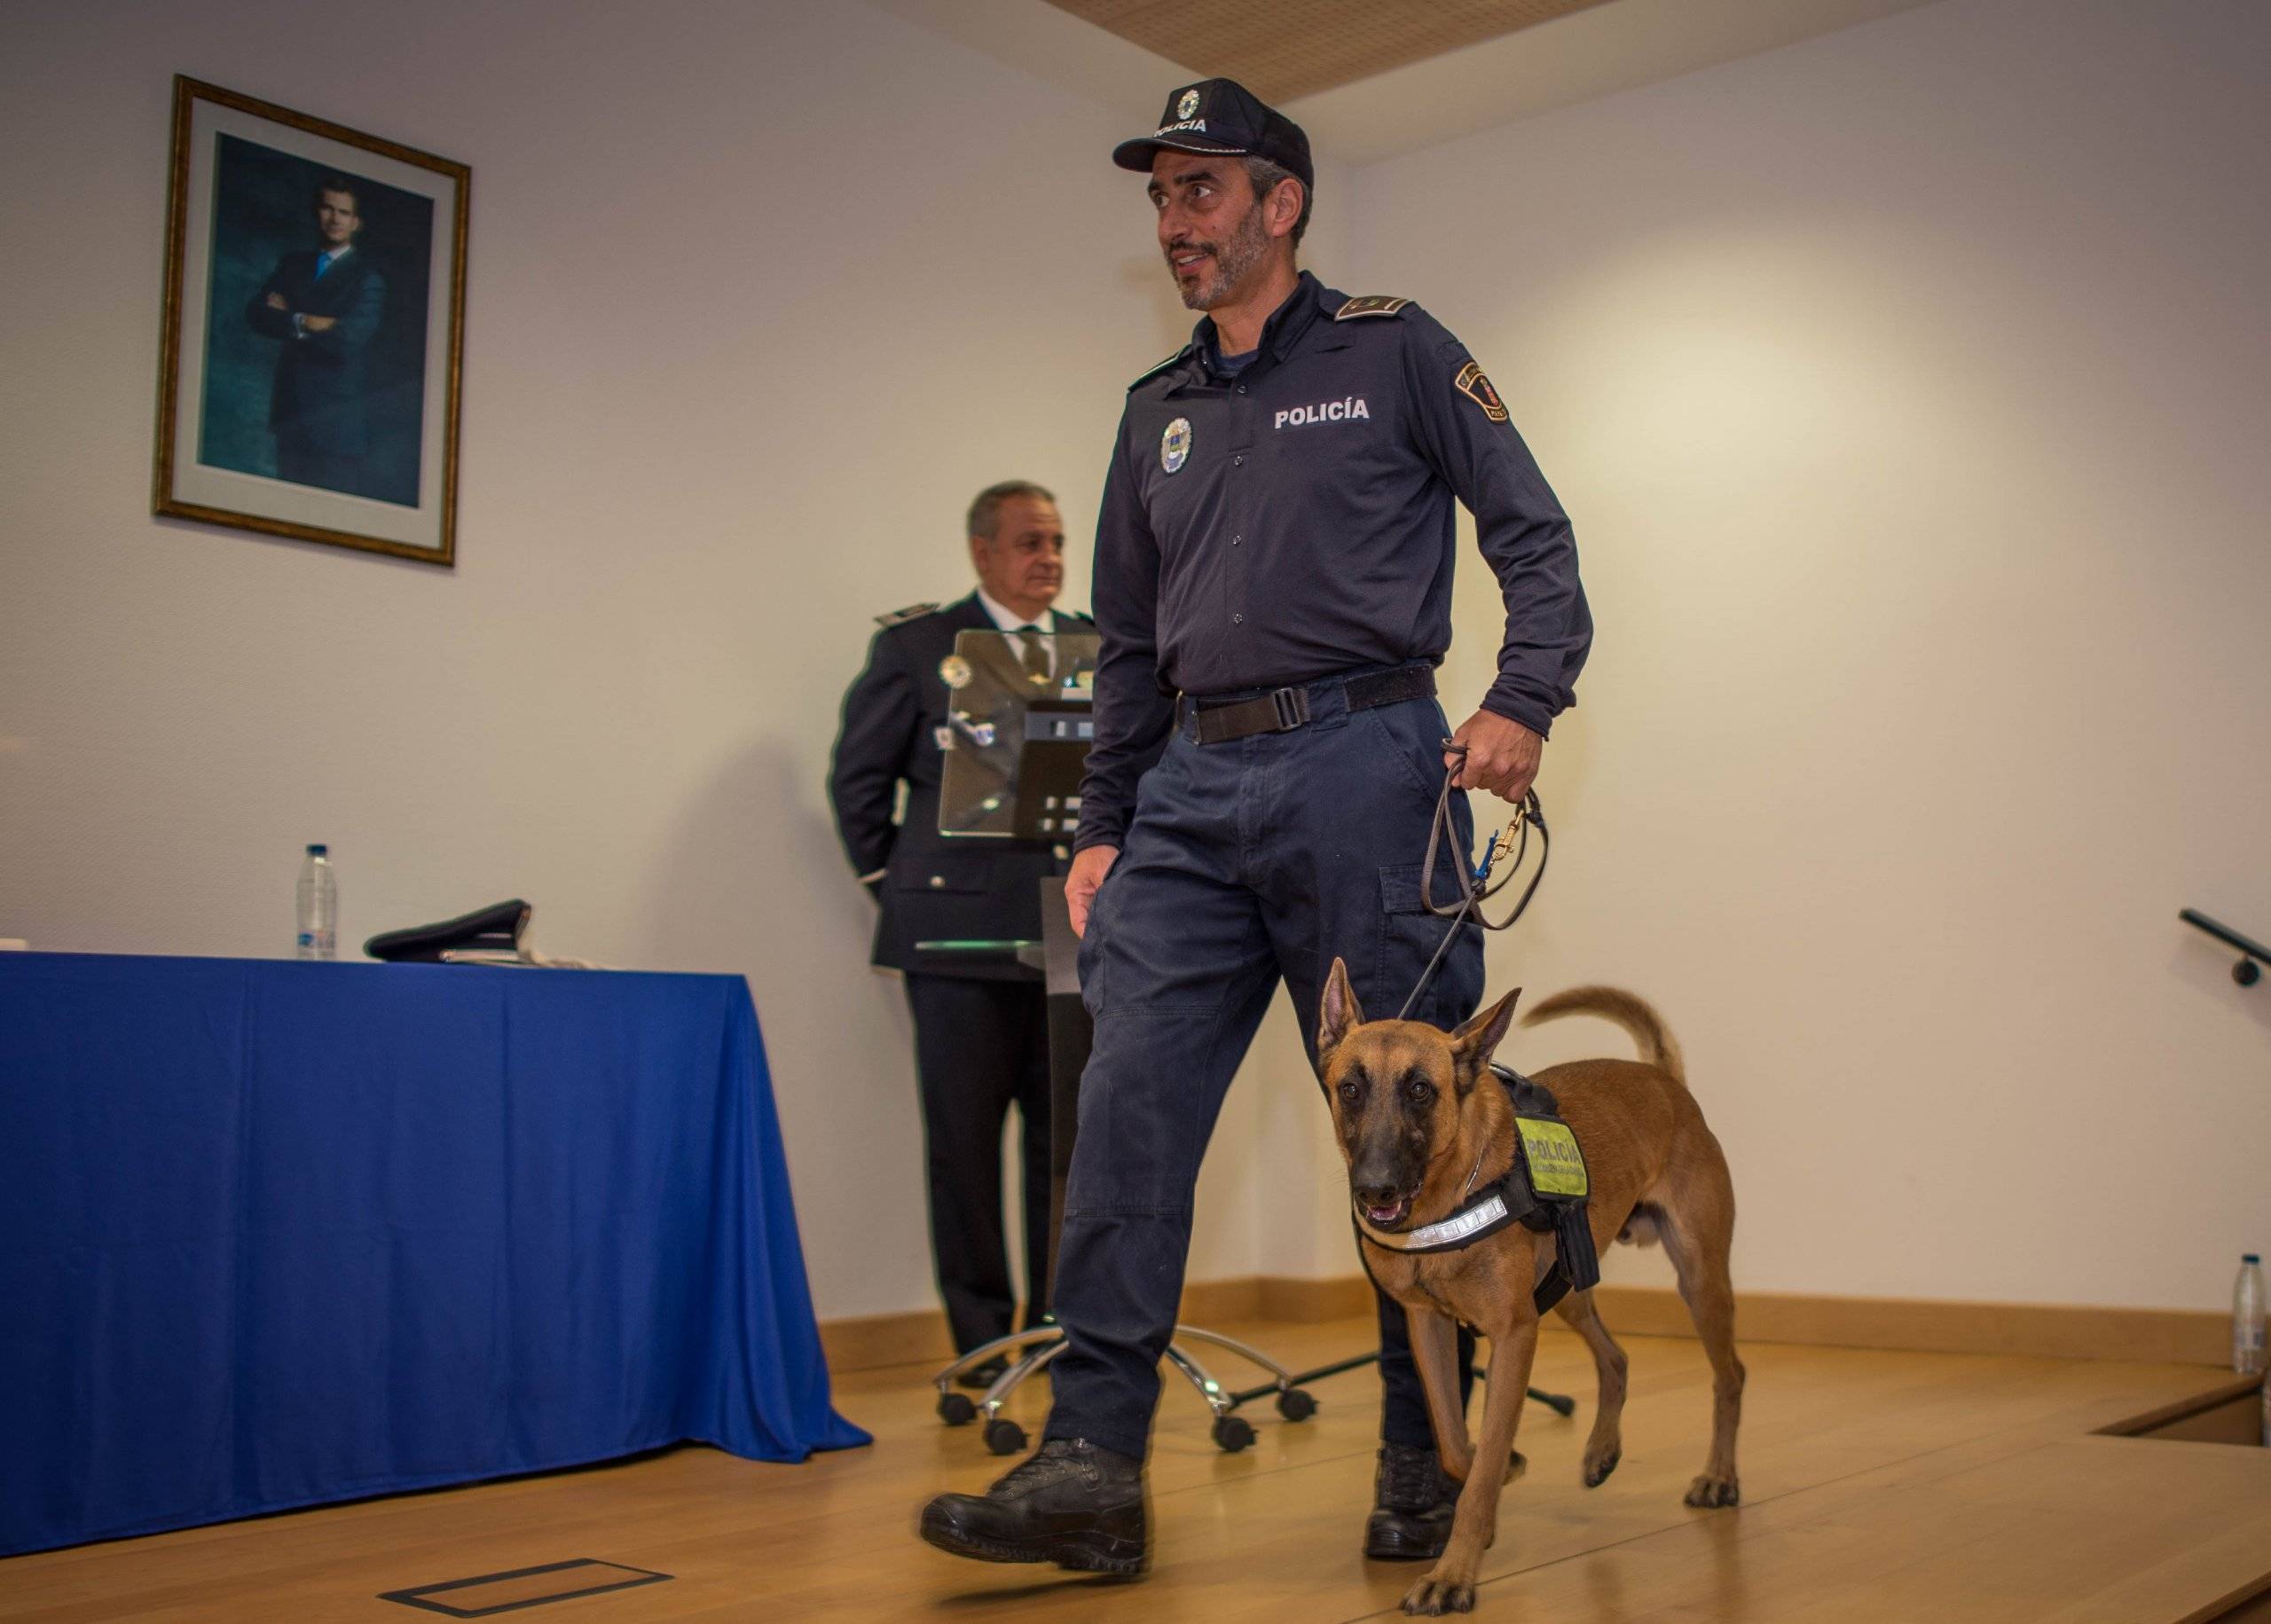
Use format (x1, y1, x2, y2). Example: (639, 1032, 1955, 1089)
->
(0, 953, 868, 1557)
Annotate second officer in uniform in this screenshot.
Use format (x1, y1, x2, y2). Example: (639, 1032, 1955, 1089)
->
(829, 482, 1095, 1380)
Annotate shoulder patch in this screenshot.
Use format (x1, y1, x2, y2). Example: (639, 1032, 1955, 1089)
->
(873, 601, 939, 628)
(1453, 359, 1510, 424)
(1334, 295, 1411, 321)
(1128, 346, 1192, 390)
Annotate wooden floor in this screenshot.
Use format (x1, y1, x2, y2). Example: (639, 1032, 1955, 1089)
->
(8, 1317, 2271, 1622)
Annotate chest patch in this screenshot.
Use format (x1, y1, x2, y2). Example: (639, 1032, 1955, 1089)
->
(1275, 396, 1371, 430)
(1515, 1116, 1588, 1198)
(1161, 416, 1191, 473)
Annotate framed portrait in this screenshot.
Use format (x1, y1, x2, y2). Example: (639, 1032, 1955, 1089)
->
(153, 76, 469, 566)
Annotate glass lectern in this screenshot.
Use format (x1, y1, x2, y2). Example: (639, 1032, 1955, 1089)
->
(935, 628, 1099, 842)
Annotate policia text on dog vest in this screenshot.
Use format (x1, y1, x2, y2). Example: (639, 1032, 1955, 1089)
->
(1354, 1065, 1603, 1314)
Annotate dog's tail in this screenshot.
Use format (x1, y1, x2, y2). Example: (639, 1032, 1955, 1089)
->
(1521, 987, 1685, 1087)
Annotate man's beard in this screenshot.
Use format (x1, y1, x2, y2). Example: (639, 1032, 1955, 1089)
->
(1172, 197, 1270, 310)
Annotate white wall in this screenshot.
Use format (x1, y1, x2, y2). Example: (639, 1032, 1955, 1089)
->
(1332, 0, 2271, 1311)
(0, 0, 1303, 1319)
(5, 0, 2267, 1326)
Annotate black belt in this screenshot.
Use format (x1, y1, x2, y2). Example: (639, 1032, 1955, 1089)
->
(1189, 665, 1434, 745)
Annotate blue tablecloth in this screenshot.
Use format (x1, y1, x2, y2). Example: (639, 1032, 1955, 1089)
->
(0, 953, 868, 1557)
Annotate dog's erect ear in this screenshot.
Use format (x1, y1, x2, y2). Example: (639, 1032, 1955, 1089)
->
(1317, 957, 1366, 1072)
(1449, 987, 1521, 1092)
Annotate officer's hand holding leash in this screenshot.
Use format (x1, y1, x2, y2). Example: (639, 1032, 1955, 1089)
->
(1444, 709, 1543, 804)
(1070, 716, 1539, 942)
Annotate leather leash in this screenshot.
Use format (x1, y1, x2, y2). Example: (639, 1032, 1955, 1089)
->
(1395, 741, 1550, 1020)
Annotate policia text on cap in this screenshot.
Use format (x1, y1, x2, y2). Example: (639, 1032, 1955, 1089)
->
(919, 78, 1592, 1576)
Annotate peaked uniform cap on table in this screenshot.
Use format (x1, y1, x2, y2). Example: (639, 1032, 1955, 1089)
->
(365, 899, 530, 961)
(1112, 76, 1313, 190)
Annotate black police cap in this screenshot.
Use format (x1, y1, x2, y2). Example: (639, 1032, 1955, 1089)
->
(1112, 77, 1314, 191)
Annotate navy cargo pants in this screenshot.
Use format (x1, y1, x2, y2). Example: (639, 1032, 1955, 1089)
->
(1043, 663, 1485, 1464)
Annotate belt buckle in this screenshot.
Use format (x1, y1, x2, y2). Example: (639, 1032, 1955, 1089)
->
(1269, 686, 1309, 731)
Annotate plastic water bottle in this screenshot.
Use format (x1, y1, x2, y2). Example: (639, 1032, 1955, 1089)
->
(296, 844, 337, 961)
(2235, 1254, 2266, 1376)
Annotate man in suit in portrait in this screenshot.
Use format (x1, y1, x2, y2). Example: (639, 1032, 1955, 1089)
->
(829, 482, 1096, 1382)
(245, 175, 387, 496)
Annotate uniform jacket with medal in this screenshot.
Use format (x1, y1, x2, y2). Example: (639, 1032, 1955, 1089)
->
(829, 592, 1096, 982)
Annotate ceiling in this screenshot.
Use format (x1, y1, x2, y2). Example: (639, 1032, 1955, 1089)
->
(870, 0, 1942, 166)
(1039, 0, 1617, 104)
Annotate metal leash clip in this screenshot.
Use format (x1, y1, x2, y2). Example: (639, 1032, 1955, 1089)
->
(1419, 743, 1548, 930)
(1476, 809, 1526, 886)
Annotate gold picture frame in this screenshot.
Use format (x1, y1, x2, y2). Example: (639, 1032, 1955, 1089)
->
(153, 76, 470, 566)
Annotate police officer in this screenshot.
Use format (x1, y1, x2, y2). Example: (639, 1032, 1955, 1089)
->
(828, 481, 1096, 1380)
(920, 82, 1590, 1574)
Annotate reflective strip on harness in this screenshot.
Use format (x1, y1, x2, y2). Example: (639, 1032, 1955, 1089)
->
(1357, 1189, 1513, 1252)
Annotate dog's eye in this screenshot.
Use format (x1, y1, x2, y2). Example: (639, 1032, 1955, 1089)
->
(1337, 1079, 1362, 1103)
(1403, 1075, 1434, 1104)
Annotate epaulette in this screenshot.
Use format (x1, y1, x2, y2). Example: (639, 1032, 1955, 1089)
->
(873, 601, 939, 628)
(1127, 345, 1192, 390)
(1334, 295, 1411, 321)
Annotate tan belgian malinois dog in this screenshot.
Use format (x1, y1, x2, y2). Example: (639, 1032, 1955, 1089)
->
(1316, 962, 1743, 1616)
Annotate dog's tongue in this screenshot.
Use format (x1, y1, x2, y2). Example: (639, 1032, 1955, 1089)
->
(1365, 1199, 1407, 1226)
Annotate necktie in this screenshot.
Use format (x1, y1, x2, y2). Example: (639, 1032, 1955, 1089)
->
(314, 253, 333, 279)
(1015, 624, 1050, 685)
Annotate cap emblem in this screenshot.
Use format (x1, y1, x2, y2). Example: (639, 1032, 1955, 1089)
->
(1176, 88, 1200, 119)
(1161, 416, 1192, 474)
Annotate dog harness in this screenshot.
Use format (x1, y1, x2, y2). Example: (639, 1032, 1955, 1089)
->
(1354, 1064, 1603, 1314)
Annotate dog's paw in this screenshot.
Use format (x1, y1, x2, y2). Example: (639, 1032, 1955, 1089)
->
(1582, 1444, 1621, 1487)
(1684, 1471, 1740, 1508)
(1402, 1574, 1477, 1615)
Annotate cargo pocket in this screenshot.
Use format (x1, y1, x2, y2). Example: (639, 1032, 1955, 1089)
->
(1376, 862, 1482, 1025)
(1378, 861, 1460, 919)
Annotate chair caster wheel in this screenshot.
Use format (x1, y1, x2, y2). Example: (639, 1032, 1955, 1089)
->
(1276, 1388, 1316, 1421)
(1212, 1415, 1255, 1453)
(984, 1417, 1027, 1455)
(937, 1391, 977, 1426)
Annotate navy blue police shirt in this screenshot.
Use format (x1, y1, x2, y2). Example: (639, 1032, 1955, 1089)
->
(1075, 270, 1592, 854)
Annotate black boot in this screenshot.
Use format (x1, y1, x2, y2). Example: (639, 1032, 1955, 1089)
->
(1363, 1442, 1455, 1560)
(919, 1438, 1149, 1575)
